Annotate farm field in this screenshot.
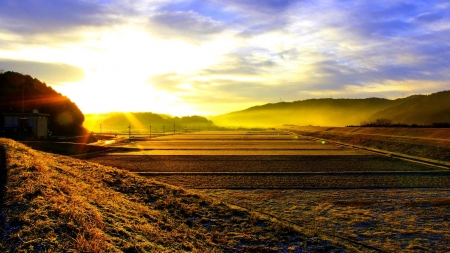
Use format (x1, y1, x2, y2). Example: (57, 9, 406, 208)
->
(280, 126, 450, 163)
(202, 188, 450, 252)
(87, 130, 450, 252)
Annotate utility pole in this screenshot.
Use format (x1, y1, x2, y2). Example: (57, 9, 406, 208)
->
(128, 124, 131, 142)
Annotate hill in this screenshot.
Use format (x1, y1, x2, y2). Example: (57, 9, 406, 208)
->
(0, 139, 349, 252)
(84, 112, 214, 133)
(0, 71, 87, 136)
(211, 91, 450, 128)
(211, 97, 401, 127)
(367, 91, 450, 125)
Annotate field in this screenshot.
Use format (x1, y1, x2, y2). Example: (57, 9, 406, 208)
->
(280, 126, 450, 163)
(0, 138, 352, 252)
(203, 189, 450, 252)
(87, 130, 450, 252)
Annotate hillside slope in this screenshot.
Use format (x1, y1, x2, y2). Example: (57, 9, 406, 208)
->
(211, 98, 400, 127)
(0, 139, 348, 252)
(368, 91, 450, 125)
(0, 71, 87, 136)
(211, 91, 450, 128)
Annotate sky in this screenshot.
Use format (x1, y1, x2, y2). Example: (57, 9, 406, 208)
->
(0, 0, 449, 116)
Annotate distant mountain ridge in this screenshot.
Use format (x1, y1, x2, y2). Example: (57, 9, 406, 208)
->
(211, 91, 450, 127)
(83, 112, 214, 132)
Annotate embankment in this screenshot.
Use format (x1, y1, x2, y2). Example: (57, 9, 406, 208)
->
(281, 126, 450, 164)
(0, 146, 6, 232)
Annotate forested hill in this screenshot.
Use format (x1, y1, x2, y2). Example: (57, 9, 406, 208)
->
(0, 71, 87, 136)
(367, 91, 450, 125)
(211, 91, 450, 127)
(83, 112, 214, 132)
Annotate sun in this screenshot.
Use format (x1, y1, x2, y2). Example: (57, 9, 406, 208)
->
(49, 25, 225, 116)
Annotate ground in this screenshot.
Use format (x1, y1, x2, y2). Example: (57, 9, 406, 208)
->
(86, 129, 450, 252)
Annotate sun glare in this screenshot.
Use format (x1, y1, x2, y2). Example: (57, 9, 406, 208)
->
(47, 25, 230, 116)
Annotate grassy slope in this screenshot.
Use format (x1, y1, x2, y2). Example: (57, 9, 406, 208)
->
(0, 139, 349, 252)
(211, 98, 396, 128)
(368, 91, 450, 125)
(210, 91, 450, 128)
(281, 126, 450, 163)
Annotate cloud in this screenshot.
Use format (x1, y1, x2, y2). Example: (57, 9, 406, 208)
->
(224, 0, 298, 14)
(415, 12, 444, 22)
(0, 0, 125, 34)
(148, 73, 187, 92)
(1, 0, 450, 116)
(149, 68, 305, 107)
(148, 10, 225, 41)
(204, 52, 279, 76)
(0, 59, 85, 84)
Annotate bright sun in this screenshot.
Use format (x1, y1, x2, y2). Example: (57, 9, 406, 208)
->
(50, 25, 227, 116)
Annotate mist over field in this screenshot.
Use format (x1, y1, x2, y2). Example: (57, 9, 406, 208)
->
(83, 112, 214, 133)
(82, 90, 450, 131)
(210, 91, 450, 128)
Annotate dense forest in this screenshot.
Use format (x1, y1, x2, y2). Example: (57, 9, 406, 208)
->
(0, 71, 88, 136)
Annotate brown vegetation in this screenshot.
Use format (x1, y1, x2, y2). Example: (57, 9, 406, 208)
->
(204, 189, 450, 252)
(0, 138, 347, 252)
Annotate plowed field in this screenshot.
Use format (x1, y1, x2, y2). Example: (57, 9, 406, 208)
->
(87, 130, 450, 252)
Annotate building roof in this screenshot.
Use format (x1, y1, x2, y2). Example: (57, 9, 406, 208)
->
(2, 112, 50, 117)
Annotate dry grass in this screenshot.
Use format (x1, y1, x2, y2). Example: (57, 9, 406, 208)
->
(0, 138, 348, 252)
(202, 189, 450, 252)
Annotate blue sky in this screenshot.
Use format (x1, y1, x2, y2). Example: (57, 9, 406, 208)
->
(0, 0, 449, 115)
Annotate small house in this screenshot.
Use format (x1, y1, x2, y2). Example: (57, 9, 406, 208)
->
(1, 110, 49, 140)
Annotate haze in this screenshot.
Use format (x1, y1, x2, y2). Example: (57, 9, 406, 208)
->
(1, 0, 449, 116)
